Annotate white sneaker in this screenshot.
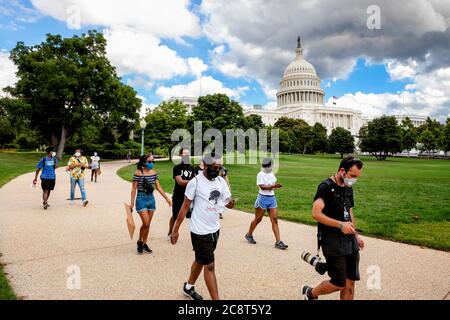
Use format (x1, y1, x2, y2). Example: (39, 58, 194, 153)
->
(69, 200, 74, 205)
(82, 200, 89, 207)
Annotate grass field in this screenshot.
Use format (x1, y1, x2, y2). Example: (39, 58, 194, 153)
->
(118, 154, 450, 251)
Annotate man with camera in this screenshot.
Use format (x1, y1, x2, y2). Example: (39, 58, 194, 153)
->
(67, 148, 89, 206)
(302, 156, 364, 300)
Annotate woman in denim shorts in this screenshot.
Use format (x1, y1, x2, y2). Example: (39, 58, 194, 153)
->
(130, 154, 172, 254)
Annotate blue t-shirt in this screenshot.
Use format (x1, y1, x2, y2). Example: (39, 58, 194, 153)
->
(37, 156, 58, 180)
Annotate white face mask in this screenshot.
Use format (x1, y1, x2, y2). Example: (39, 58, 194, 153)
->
(263, 167, 272, 173)
(75, 152, 81, 157)
(343, 177, 357, 187)
(51, 152, 56, 158)
(94, 153, 97, 156)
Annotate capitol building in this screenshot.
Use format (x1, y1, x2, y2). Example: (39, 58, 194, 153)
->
(166, 38, 428, 134)
(244, 38, 365, 136)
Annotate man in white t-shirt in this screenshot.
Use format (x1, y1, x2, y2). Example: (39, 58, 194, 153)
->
(171, 155, 235, 300)
(245, 158, 288, 250)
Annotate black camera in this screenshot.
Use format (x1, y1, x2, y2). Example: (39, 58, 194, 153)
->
(301, 251, 327, 275)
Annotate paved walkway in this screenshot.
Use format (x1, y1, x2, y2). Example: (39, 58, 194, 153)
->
(0, 160, 449, 300)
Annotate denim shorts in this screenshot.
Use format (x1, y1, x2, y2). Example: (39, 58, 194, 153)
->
(136, 192, 156, 213)
(254, 194, 277, 210)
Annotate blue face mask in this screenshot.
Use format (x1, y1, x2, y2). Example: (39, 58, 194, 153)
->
(146, 162, 154, 170)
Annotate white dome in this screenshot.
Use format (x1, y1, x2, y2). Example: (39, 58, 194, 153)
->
(283, 47, 317, 76)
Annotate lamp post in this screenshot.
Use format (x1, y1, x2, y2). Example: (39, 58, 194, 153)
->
(140, 119, 147, 156)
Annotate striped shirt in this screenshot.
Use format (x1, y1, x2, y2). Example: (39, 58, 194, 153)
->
(133, 173, 158, 193)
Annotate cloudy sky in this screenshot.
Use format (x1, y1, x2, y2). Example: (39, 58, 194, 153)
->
(1, 0, 449, 121)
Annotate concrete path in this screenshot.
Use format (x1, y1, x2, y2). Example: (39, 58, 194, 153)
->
(0, 160, 449, 300)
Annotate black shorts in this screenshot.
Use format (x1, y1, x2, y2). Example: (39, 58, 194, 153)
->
(41, 179, 56, 191)
(190, 230, 220, 265)
(325, 251, 360, 288)
(172, 195, 191, 219)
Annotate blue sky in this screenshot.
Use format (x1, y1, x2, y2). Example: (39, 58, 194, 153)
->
(1, 0, 449, 120)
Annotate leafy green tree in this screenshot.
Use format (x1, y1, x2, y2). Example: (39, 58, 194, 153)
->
(400, 117, 417, 156)
(309, 122, 328, 153)
(359, 116, 402, 160)
(328, 127, 355, 158)
(243, 114, 265, 131)
(274, 117, 312, 154)
(419, 129, 437, 156)
(279, 128, 296, 154)
(440, 118, 450, 154)
(192, 94, 245, 132)
(5, 30, 141, 159)
(144, 100, 189, 159)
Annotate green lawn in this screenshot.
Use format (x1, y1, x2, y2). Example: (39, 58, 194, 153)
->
(118, 154, 450, 251)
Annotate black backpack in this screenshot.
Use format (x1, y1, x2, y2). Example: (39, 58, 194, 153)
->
(140, 169, 154, 195)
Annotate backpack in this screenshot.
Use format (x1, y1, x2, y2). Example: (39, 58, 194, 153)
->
(140, 169, 154, 195)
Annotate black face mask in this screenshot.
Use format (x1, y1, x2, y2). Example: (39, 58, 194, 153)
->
(206, 166, 220, 179)
(181, 156, 191, 165)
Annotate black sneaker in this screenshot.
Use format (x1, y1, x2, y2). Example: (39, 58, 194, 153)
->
(143, 243, 152, 254)
(137, 241, 144, 255)
(43, 203, 49, 210)
(301, 285, 317, 300)
(275, 240, 288, 250)
(245, 233, 256, 244)
(182, 282, 203, 300)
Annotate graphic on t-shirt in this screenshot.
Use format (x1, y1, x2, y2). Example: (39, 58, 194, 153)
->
(209, 190, 221, 204)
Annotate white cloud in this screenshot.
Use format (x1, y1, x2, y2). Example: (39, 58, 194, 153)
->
(329, 67, 450, 121)
(199, 0, 450, 107)
(0, 52, 17, 95)
(104, 26, 188, 80)
(187, 57, 208, 78)
(155, 76, 249, 101)
(30, 1, 207, 82)
(30, 0, 201, 38)
(385, 58, 419, 81)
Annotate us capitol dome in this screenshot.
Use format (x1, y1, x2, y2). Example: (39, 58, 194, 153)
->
(245, 37, 364, 136)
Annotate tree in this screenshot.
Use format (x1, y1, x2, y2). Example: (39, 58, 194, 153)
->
(6, 30, 141, 159)
(440, 118, 450, 155)
(192, 94, 245, 132)
(144, 100, 189, 159)
(274, 117, 312, 154)
(243, 114, 265, 131)
(419, 129, 437, 156)
(309, 122, 328, 153)
(359, 116, 402, 160)
(279, 128, 296, 154)
(400, 117, 417, 156)
(328, 127, 355, 158)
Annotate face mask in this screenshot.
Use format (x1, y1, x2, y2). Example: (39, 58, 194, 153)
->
(94, 153, 97, 156)
(181, 155, 190, 165)
(75, 152, 81, 157)
(206, 166, 220, 179)
(146, 162, 154, 170)
(51, 152, 56, 158)
(342, 173, 357, 187)
(263, 166, 272, 173)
